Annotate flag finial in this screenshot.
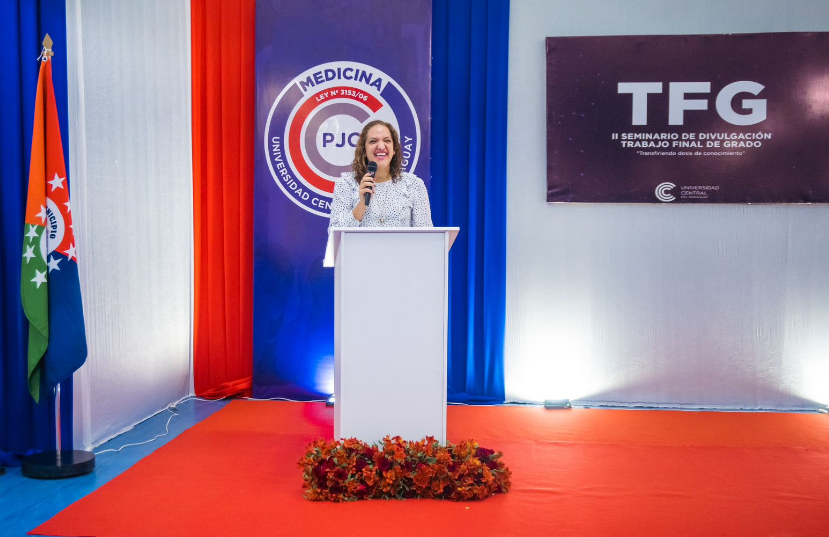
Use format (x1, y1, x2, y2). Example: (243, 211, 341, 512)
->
(39, 34, 55, 61)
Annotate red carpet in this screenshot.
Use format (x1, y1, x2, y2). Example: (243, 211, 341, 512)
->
(33, 402, 829, 537)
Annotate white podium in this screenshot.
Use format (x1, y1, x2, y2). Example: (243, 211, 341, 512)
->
(324, 227, 459, 444)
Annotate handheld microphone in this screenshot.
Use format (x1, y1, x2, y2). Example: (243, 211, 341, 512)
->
(364, 161, 377, 206)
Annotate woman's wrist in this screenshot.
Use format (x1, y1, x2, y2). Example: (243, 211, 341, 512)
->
(352, 203, 366, 222)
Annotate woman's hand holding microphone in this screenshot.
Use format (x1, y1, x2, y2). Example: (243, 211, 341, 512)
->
(352, 162, 377, 222)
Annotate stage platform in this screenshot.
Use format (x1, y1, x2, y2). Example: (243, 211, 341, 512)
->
(24, 401, 829, 537)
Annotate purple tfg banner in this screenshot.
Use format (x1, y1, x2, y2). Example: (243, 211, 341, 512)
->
(253, 0, 431, 398)
(546, 32, 829, 203)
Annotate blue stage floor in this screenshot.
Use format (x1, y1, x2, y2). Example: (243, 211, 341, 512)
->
(0, 398, 229, 537)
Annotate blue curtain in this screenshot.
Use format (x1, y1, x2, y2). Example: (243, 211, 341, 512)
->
(431, 0, 509, 403)
(1, 0, 74, 459)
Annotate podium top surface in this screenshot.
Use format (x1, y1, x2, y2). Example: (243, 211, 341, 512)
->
(323, 227, 459, 267)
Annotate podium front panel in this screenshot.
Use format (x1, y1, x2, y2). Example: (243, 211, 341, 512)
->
(334, 229, 448, 444)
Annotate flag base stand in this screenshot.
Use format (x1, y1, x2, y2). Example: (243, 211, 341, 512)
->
(22, 450, 95, 479)
(22, 385, 95, 478)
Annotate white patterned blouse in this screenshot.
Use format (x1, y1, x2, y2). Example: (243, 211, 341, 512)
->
(328, 172, 433, 229)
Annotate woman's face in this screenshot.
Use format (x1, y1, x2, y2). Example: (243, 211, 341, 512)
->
(364, 124, 394, 171)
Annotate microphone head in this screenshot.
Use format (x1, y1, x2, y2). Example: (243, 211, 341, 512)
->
(367, 161, 377, 176)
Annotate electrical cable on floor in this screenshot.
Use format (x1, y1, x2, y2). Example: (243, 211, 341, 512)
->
(94, 394, 326, 455)
(239, 395, 327, 403)
(94, 410, 178, 455)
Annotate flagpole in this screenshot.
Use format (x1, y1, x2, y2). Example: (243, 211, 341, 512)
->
(55, 383, 62, 463)
(21, 34, 94, 479)
(23, 378, 95, 478)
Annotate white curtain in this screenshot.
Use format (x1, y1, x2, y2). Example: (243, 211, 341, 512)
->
(66, 0, 193, 449)
(506, 0, 829, 409)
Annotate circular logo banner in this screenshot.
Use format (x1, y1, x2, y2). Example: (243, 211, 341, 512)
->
(264, 62, 421, 217)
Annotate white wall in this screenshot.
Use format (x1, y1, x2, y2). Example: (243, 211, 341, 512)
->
(67, 0, 193, 448)
(506, 0, 829, 409)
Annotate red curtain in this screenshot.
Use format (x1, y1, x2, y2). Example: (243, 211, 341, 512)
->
(191, 0, 255, 397)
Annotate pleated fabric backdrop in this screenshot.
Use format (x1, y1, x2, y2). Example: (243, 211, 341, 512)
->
(66, 0, 194, 449)
(191, 0, 255, 398)
(432, 0, 509, 402)
(0, 0, 74, 457)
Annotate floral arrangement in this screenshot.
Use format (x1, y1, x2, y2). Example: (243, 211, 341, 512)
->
(299, 436, 511, 502)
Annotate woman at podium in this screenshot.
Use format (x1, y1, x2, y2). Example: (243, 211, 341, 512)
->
(328, 120, 433, 228)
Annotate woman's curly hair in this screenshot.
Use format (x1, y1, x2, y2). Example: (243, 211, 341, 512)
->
(351, 120, 403, 183)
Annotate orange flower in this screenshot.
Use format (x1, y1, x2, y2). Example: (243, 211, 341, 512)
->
(456, 486, 474, 501)
(342, 438, 363, 449)
(413, 467, 433, 488)
(481, 467, 493, 485)
(392, 445, 406, 462)
(362, 466, 378, 486)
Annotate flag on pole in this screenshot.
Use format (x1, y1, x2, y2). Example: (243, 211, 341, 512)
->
(21, 39, 87, 403)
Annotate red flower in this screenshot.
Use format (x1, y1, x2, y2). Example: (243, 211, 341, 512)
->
(312, 463, 326, 481)
(377, 456, 391, 472)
